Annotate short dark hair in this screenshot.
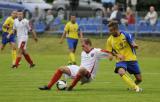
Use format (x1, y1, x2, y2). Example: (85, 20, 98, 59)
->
(108, 21, 119, 29)
(82, 38, 92, 46)
(17, 10, 23, 12)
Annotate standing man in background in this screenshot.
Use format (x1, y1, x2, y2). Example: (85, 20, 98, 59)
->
(59, 14, 83, 65)
(0, 11, 17, 66)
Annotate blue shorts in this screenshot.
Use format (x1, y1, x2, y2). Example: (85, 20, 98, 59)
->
(115, 61, 141, 74)
(1, 32, 16, 45)
(67, 38, 78, 50)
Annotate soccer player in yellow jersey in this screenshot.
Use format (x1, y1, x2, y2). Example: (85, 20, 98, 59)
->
(60, 15, 83, 65)
(0, 11, 17, 66)
(106, 21, 142, 92)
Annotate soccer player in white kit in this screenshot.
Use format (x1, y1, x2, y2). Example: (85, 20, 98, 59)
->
(39, 38, 113, 90)
(12, 10, 38, 68)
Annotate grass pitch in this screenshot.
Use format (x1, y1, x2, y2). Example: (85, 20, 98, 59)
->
(0, 36, 160, 102)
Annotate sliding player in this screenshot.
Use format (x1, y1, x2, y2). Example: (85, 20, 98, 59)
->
(39, 38, 112, 90)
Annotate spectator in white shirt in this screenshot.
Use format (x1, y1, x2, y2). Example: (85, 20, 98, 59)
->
(45, 9, 54, 30)
(109, 4, 122, 24)
(144, 6, 158, 26)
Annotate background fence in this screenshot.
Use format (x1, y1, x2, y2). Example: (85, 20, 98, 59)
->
(1, 9, 160, 37)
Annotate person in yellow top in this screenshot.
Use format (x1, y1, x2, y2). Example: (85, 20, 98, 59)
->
(60, 15, 83, 65)
(106, 21, 142, 92)
(0, 11, 17, 66)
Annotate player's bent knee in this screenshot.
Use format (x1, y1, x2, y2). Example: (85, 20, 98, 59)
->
(79, 68, 87, 76)
(59, 66, 69, 72)
(118, 68, 126, 76)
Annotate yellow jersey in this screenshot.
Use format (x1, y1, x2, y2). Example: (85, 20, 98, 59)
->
(2, 16, 14, 34)
(106, 31, 137, 62)
(64, 21, 79, 39)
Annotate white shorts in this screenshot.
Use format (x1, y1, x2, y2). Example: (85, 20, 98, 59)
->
(64, 65, 93, 84)
(17, 37, 28, 49)
(64, 65, 80, 79)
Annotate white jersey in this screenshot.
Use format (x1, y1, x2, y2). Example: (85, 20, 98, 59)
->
(13, 18, 31, 39)
(80, 48, 109, 78)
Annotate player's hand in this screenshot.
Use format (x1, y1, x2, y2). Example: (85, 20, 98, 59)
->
(132, 44, 138, 49)
(59, 40, 63, 44)
(108, 54, 113, 61)
(116, 54, 125, 61)
(6, 34, 11, 39)
(34, 38, 38, 42)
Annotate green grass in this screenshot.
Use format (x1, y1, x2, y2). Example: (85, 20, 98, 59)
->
(0, 36, 160, 102)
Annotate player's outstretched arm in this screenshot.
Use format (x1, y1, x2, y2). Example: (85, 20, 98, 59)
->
(79, 31, 83, 39)
(59, 31, 66, 44)
(131, 41, 138, 49)
(31, 30, 38, 42)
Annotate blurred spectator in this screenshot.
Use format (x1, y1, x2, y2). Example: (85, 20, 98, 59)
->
(101, 0, 115, 17)
(144, 6, 158, 26)
(121, 7, 135, 24)
(101, 0, 115, 10)
(31, 6, 44, 23)
(45, 10, 54, 30)
(108, 4, 122, 24)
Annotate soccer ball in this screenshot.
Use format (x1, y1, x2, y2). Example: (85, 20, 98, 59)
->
(56, 80, 67, 90)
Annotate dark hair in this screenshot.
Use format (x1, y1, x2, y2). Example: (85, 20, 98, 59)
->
(82, 38, 92, 46)
(17, 10, 24, 12)
(108, 20, 119, 29)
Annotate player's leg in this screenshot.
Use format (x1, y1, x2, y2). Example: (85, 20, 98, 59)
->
(71, 39, 78, 64)
(67, 67, 89, 91)
(10, 43, 17, 65)
(128, 61, 142, 85)
(9, 34, 17, 65)
(39, 66, 72, 90)
(134, 74, 142, 85)
(0, 44, 6, 51)
(67, 38, 76, 65)
(1, 32, 8, 51)
(12, 41, 25, 68)
(115, 62, 140, 92)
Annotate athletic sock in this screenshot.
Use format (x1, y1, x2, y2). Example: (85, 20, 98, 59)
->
(69, 74, 81, 89)
(15, 57, 21, 67)
(23, 54, 33, 65)
(69, 52, 76, 63)
(121, 74, 139, 89)
(12, 50, 17, 65)
(47, 69, 63, 89)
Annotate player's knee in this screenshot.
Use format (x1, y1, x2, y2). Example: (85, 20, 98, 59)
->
(59, 66, 67, 72)
(136, 77, 142, 83)
(118, 68, 126, 76)
(78, 68, 87, 76)
(12, 47, 16, 50)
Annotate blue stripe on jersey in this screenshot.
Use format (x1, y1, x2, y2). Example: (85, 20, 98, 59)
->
(120, 31, 136, 54)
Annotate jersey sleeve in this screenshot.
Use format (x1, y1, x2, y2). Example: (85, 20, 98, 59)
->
(26, 20, 32, 31)
(123, 32, 134, 45)
(106, 38, 113, 52)
(95, 48, 110, 59)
